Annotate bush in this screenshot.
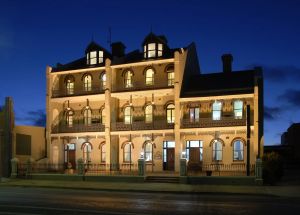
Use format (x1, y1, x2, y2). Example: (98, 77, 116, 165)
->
(263, 152, 284, 185)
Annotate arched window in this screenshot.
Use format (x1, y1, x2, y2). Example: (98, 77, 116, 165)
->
(166, 103, 175, 123)
(144, 142, 153, 162)
(234, 100, 243, 119)
(100, 107, 105, 124)
(124, 106, 132, 124)
(124, 70, 133, 88)
(233, 140, 244, 161)
(166, 66, 174, 86)
(83, 107, 92, 125)
(145, 68, 154, 85)
(82, 142, 92, 164)
(65, 76, 74, 95)
(83, 74, 92, 91)
(100, 72, 106, 90)
(65, 110, 74, 127)
(123, 143, 132, 162)
(212, 140, 223, 161)
(212, 101, 222, 120)
(100, 143, 106, 163)
(145, 105, 153, 123)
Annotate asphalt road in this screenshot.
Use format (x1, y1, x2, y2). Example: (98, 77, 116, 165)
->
(0, 187, 299, 215)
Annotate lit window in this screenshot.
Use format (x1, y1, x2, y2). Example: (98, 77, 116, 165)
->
(147, 43, 156, 58)
(101, 73, 106, 90)
(233, 140, 244, 161)
(83, 75, 92, 91)
(100, 108, 105, 124)
(89, 51, 97, 65)
(189, 107, 200, 122)
(167, 66, 174, 86)
(123, 143, 132, 162)
(143, 45, 147, 58)
(100, 143, 106, 163)
(66, 77, 74, 95)
(98, 51, 103, 63)
(124, 71, 133, 88)
(167, 104, 175, 123)
(234, 100, 243, 119)
(145, 105, 153, 123)
(66, 110, 74, 127)
(84, 108, 92, 125)
(124, 106, 132, 124)
(212, 101, 222, 120)
(213, 140, 223, 161)
(145, 68, 154, 85)
(82, 142, 92, 164)
(158, 43, 163, 57)
(144, 142, 153, 162)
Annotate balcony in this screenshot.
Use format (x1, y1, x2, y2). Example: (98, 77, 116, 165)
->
(111, 119, 174, 131)
(181, 116, 247, 129)
(112, 80, 173, 92)
(52, 85, 105, 98)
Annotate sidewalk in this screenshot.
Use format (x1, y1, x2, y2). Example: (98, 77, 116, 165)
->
(1, 178, 300, 198)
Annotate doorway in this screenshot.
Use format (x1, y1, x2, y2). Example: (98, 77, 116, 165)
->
(64, 143, 76, 169)
(163, 141, 175, 171)
(186, 140, 203, 171)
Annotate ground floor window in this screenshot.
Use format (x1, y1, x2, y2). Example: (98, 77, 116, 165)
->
(82, 142, 92, 164)
(233, 140, 244, 161)
(123, 142, 132, 163)
(144, 141, 153, 162)
(163, 141, 175, 171)
(212, 140, 223, 161)
(186, 140, 203, 163)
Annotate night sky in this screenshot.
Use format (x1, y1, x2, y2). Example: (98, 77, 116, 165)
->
(1, 0, 300, 145)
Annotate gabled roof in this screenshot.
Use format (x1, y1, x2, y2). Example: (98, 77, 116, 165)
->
(85, 41, 110, 53)
(142, 32, 168, 45)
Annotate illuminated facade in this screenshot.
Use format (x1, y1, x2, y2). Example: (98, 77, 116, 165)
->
(46, 33, 263, 174)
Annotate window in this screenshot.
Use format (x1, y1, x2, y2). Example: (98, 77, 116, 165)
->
(89, 51, 97, 65)
(82, 142, 92, 164)
(234, 100, 243, 119)
(212, 101, 222, 120)
(98, 51, 104, 63)
(100, 143, 106, 163)
(145, 105, 153, 123)
(100, 108, 105, 124)
(66, 110, 74, 127)
(189, 107, 200, 122)
(123, 143, 132, 162)
(101, 73, 106, 90)
(167, 104, 175, 123)
(83, 74, 92, 91)
(212, 140, 223, 161)
(167, 66, 174, 86)
(158, 43, 163, 57)
(65, 77, 74, 95)
(233, 140, 244, 161)
(148, 43, 156, 58)
(83, 107, 92, 125)
(87, 51, 103, 65)
(124, 70, 133, 88)
(144, 142, 153, 162)
(144, 43, 163, 58)
(124, 106, 132, 124)
(145, 68, 154, 85)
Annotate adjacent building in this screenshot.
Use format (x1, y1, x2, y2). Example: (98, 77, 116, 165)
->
(46, 33, 264, 174)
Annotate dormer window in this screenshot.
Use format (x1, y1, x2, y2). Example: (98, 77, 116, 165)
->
(86, 50, 104, 65)
(144, 43, 163, 59)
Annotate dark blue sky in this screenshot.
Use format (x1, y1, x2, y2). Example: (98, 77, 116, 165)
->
(1, 0, 300, 145)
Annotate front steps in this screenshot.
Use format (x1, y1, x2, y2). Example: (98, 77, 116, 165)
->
(145, 176, 180, 183)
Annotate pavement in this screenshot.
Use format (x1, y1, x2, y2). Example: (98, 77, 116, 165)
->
(1, 177, 300, 198)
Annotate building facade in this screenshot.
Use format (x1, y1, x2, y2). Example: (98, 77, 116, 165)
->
(46, 33, 263, 174)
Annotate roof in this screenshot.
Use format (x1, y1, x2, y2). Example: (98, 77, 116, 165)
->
(181, 70, 261, 97)
(142, 32, 168, 45)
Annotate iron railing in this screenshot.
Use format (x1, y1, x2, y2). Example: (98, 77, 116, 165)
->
(111, 119, 174, 131)
(52, 85, 105, 98)
(112, 80, 173, 92)
(181, 116, 247, 128)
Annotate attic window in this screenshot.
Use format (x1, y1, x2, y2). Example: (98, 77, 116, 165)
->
(87, 51, 104, 65)
(144, 43, 163, 59)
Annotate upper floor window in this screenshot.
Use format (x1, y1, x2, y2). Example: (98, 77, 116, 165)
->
(145, 68, 154, 85)
(212, 140, 223, 161)
(83, 74, 92, 91)
(166, 103, 175, 124)
(65, 110, 74, 127)
(65, 76, 74, 95)
(87, 51, 104, 65)
(100, 73, 106, 90)
(123, 142, 132, 162)
(144, 43, 163, 58)
(233, 140, 244, 161)
(144, 142, 153, 162)
(145, 105, 153, 123)
(124, 106, 132, 124)
(167, 66, 174, 86)
(212, 101, 222, 120)
(189, 107, 200, 123)
(124, 70, 133, 88)
(83, 107, 92, 125)
(234, 100, 243, 119)
(82, 142, 92, 164)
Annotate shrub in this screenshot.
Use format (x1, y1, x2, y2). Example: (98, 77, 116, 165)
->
(263, 152, 284, 185)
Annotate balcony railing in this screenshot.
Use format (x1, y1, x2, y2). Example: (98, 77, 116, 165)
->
(111, 119, 174, 131)
(181, 116, 246, 128)
(112, 80, 173, 92)
(52, 85, 105, 98)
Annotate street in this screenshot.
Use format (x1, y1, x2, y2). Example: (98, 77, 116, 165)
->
(0, 187, 299, 214)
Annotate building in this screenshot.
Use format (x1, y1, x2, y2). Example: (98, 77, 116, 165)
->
(46, 33, 263, 174)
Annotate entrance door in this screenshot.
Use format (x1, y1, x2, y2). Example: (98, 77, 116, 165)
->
(166, 148, 175, 171)
(68, 150, 76, 169)
(65, 143, 76, 169)
(189, 148, 200, 163)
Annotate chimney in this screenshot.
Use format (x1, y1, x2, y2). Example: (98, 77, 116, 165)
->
(222, 54, 233, 73)
(111, 42, 126, 57)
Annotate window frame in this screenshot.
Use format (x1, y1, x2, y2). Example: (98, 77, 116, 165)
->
(123, 143, 132, 163)
(145, 68, 154, 86)
(83, 107, 92, 125)
(212, 101, 222, 120)
(212, 140, 223, 161)
(145, 104, 153, 123)
(166, 103, 175, 124)
(82, 142, 92, 164)
(233, 140, 244, 161)
(189, 107, 200, 123)
(124, 106, 133, 124)
(144, 141, 153, 162)
(65, 110, 74, 127)
(100, 72, 106, 90)
(83, 74, 92, 91)
(234, 100, 243, 119)
(124, 70, 133, 88)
